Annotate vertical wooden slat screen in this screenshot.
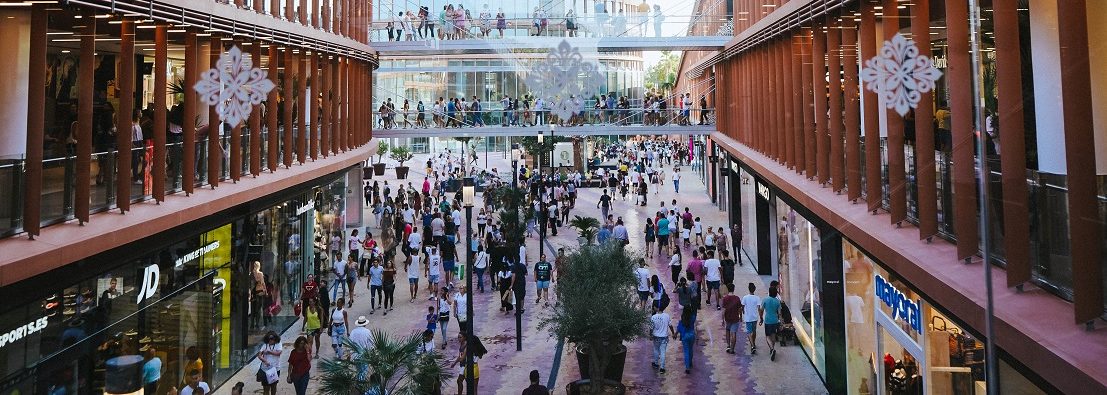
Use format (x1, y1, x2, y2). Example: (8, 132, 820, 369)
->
(801, 28, 815, 178)
(117, 19, 135, 209)
(229, 41, 242, 182)
(322, 56, 331, 158)
(775, 40, 787, 165)
(297, 51, 308, 164)
(827, 18, 844, 192)
(184, 33, 197, 195)
(331, 58, 340, 155)
(24, 6, 47, 237)
(249, 44, 263, 176)
(791, 34, 805, 173)
(993, 0, 1031, 287)
(266, 44, 279, 172)
(342, 58, 350, 151)
(272, 0, 280, 18)
(812, 23, 829, 185)
(208, 38, 222, 187)
(76, 10, 95, 223)
(153, 26, 168, 198)
(946, 0, 978, 260)
(842, 19, 862, 201)
(768, 43, 779, 160)
(912, 0, 938, 238)
(883, 0, 907, 224)
(860, 0, 881, 212)
(783, 38, 797, 170)
(283, 48, 295, 168)
(312, 53, 321, 160)
(1056, 0, 1103, 324)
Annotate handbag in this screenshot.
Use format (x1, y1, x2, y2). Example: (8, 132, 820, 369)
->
(256, 368, 266, 383)
(264, 367, 279, 384)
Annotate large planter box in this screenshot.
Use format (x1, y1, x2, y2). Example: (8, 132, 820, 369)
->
(395, 166, 409, 179)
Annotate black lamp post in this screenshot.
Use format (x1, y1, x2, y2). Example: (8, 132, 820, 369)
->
(709, 153, 718, 204)
(462, 177, 476, 394)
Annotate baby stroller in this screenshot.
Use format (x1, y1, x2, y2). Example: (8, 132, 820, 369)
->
(776, 301, 799, 346)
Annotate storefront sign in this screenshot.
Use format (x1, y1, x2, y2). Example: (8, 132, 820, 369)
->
(296, 199, 315, 215)
(874, 274, 922, 333)
(757, 182, 771, 201)
(0, 317, 49, 348)
(174, 241, 221, 268)
(136, 264, 161, 304)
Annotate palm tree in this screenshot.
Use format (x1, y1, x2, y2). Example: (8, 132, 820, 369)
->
(318, 330, 451, 395)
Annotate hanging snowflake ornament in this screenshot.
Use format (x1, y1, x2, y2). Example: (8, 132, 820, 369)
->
(194, 45, 276, 128)
(717, 20, 733, 36)
(860, 33, 942, 117)
(524, 40, 606, 121)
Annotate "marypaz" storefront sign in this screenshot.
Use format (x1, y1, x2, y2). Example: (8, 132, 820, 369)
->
(875, 274, 922, 333)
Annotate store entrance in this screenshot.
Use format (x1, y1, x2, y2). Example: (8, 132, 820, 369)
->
(877, 323, 925, 395)
(754, 180, 776, 276)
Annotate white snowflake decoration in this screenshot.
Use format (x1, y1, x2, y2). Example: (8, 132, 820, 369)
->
(716, 20, 733, 36)
(524, 40, 606, 121)
(860, 33, 942, 117)
(194, 45, 276, 128)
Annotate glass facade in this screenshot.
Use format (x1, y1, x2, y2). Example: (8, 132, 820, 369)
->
(0, 172, 346, 394)
(776, 199, 825, 377)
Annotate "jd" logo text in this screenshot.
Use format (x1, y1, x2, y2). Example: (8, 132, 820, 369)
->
(136, 264, 160, 304)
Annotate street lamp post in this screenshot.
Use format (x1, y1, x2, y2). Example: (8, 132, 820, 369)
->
(462, 178, 476, 395)
(508, 144, 523, 351)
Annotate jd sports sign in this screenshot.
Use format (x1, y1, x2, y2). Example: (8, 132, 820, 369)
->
(0, 317, 48, 348)
(875, 274, 922, 333)
(136, 264, 161, 304)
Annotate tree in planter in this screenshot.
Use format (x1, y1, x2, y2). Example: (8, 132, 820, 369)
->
(568, 215, 601, 245)
(519, 135, 565, 170)
(318, 330, 451, 395)
(376, 140, 389, 164)
(390, 145, 414, 178)
(491, 186, 530, 247)
(539, 244, 650, 394)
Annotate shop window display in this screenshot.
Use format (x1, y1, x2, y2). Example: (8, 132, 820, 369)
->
(775, 200, 824, 376)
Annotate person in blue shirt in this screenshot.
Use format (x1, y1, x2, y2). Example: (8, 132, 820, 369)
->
(597, 226, 612, 244)
(761, 286, 783, 361)
(675, 308, 696, 374)
(142, 347, 162, 394)
(446, 99, 458, 127)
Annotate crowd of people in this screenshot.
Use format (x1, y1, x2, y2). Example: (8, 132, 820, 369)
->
(378, 1, 669, 41)
(375, 92, 713, 129)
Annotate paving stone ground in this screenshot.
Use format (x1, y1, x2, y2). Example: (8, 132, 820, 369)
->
(217, 148, 827, 395)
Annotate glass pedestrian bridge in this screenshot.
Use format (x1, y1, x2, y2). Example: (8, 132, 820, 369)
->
(369, 108, 717, 138)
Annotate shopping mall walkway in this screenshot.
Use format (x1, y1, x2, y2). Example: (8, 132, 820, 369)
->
(219, 148, 826, 394)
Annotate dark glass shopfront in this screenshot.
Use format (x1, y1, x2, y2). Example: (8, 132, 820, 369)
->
(0, 170, 348, 395)
(724, 155, 1053, 395)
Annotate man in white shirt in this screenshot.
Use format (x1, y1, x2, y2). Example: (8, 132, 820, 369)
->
(703, 251, 722, 308)
(612, 219, 629, 246)
(452, 286, 470, 333)
(451, 208, 463, 240)
(426, 246, 442, 300)
(407, 229, 423, 260)
(649, 305, 676, 374)
(332, 256, 348, 300)
(402, 205, 416, 225)
(178, 369, 210, 395)
(349, 316, 374, 349)
(672, 169, 681, 193)
(635, 260, 652, 310)
(407, 253, 422, 302)
(431, 215, 446, 244)
(741, 282, 763, 355)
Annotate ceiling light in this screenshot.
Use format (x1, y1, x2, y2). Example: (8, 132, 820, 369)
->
(61, 49, 71, 53)
(167, 29, 186, 33)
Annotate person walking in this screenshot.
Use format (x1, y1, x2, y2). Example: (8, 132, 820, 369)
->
(762, 286, 783, 361)
(522, 369, 550, 395)
(742, 283, 762, 355)
(703, 250, 722, 309)
(644, 218, 656, 258)
(300, 298, 323, 358)
(650, 305, 677, 374)
(382, 260, 397, 315)
(668, 250, 682, 286)
(407, 250, 422, 302)
(534, 254, 553, 307)
(257, 331, 282, 395)
(436, 288, 452, 348)
(142, 347, 162, 394)
(287, 336, 312, 395)
(474, 245, 490, 293)
(498, 261, 514, 313)
(330, 298, 349, 358)
(368, 258, 384, 314)
(721, 283, 742, 354)
(676, 308, 697, 374)
(635, 260, 652, 310)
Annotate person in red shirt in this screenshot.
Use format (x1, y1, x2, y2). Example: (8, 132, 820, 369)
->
(301, 274, 319, 302)
(720, 283, 742, 354)
(287, 336, 311, 395)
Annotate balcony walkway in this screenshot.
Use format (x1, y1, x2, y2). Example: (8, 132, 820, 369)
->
(372, 36, 731, 55)
(372, 123, 716, 138)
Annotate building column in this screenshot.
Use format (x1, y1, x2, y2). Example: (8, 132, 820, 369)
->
(791, 34, 805, 174)
(266, 43, 279, 172)
(812, 22, 829, 185)
(800, 29, 814, 177)
(116, 19, 135, 211)
(22, 6, 46, 237)
(843, 19, 862, 202)
(208, 37, 222, 187)
(883, 0, 907, 225)
(283, 47, 294, 168)
(947, 0, 980, 261)
(321, 55, 331, 158)
(330, 57, 339, 155)
(184, 32, 198, 195)
(297, 50, 307, 164)
(249, 43, 263, 176)
(783, 37, 796, 170)
(76, 9, 95, 223)
(311, 52, 320, 160)
(912, 0, 938, 239)
(153, 25, 168, 199)
(828, 18, 844, 193)
(341, 58, 349, 151)
(860, 0, 881, 213)
(1056, 0, 1103, 325)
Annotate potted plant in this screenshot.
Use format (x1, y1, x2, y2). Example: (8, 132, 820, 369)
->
(539, 243, 649, 395)
(318, 330, 451, 395)
(374, 140, 389, 175)
(389, 145, 413, 179)
(569, 215, 600, 245)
